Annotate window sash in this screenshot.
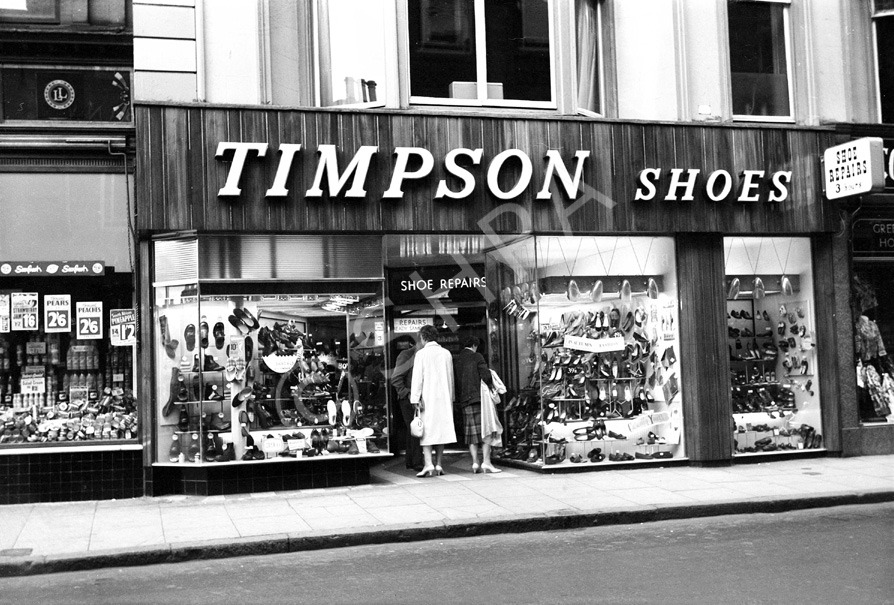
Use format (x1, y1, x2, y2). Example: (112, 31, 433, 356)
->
(728, 1, 794, 121)
(408, 0, 557, 108)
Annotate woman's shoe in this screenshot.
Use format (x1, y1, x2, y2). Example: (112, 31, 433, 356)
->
(471, 462, 480, 474)
(416, 465, 436, 477)
(480, 463, 502, 474)
(435, 465, 445, 476)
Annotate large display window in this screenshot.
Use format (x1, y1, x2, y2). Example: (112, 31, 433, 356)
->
(724, 237, 823, 454)
(490, 236, 685, 468)
(151, 237, 389, 466)
(0, 271, 137, 447)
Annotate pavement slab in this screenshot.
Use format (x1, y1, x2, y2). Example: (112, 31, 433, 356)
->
(0, 454, 891, 577)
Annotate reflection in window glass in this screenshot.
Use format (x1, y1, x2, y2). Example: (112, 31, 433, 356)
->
(728, 1, 790, 117)
(484, 0, 551, 102)
(318, 0, 387, 106)
(575, 0, 601, 114)
(408, 0, 477, 98)
(875, 14, 894, 123)
(408, 0, 552, 103)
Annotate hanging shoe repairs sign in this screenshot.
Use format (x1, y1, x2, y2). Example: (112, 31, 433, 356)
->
(76, 302, 103, 340)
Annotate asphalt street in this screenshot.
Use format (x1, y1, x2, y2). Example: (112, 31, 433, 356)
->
(2, 502, 892, 605)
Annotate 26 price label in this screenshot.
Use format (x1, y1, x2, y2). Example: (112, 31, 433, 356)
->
(44, 295, 71, 334)
(76, 301, 103, 340)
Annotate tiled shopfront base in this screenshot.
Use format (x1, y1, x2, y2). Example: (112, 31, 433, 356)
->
(0, 450, 143, 504)
(149, 458, 375, 496)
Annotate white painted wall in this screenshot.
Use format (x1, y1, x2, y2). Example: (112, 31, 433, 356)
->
(203, 0, 262, 104)
(677, 0, 727, 122)
(133, 0, 198, 102)
(128, 0, 865, 124)
(613, 0, 679, 121)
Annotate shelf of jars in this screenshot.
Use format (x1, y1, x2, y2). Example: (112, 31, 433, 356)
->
(0, 333, 136, 447)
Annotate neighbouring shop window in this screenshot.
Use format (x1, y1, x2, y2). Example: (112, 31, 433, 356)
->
(851, 264, 894, 424)
(575, 0, 603, 116)
(0, 269, 138, 446)
(408, 0, 553, 105)
(489, 236, 685, 468)
(0, 66, 132, 122)
(317, 0, 389, 107)
(874, 0, 894, 123)
(724, 237, 823, 454)
(727, 0, 791, 119)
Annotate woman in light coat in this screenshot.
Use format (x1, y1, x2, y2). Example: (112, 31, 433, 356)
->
(410, 325, 456, 477)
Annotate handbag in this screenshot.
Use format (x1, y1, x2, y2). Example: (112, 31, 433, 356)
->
(410, 405, 424, 438)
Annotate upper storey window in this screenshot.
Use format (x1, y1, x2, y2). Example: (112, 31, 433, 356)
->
(727, 0, 792, 120)
(874, 0, 894, 123)
(408, 0, 555, 108)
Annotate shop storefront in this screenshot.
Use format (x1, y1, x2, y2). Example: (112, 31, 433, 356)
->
(136, 102, 845, 493)
(834, 125, 894, 455)
(0, 152, 139, 503)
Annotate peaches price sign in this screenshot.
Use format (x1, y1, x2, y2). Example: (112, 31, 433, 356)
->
(76, 302, 103, 340)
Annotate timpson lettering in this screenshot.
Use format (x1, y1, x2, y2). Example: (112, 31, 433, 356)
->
(215, 142, 792, 203)
(215, 143, 588, 201)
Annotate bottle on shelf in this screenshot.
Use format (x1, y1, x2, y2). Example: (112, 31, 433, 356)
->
(169, 434, 182, 463)
(187, 433, 201, 463)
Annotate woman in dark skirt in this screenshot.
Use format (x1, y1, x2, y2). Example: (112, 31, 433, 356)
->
(453, 336, 500, 473)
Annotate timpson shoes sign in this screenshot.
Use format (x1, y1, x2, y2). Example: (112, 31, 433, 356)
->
(214, 142, 793, 204)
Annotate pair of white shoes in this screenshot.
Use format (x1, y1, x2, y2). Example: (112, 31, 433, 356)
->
(471, 462, 502, 474)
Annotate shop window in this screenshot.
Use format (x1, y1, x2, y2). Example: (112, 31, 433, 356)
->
(727, 0, 792, 120)
(851, 265, 894, 424)
(0, 269, 138, 447)
(152, 237, 389, 466)
(724, 237, 823, 454)
(408, 0, 554, 107)
(874, 0, 894, 123)
(488, 236, 685, 468)
(575, 0, 603, 116)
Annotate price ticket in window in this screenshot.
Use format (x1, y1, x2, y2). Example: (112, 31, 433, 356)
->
(76, 301, 104, 340)
(11, 292, 38, 331)
(0, 293, 9, 333)
(44, 294, 71, 333)
(110, 308, 137, 346)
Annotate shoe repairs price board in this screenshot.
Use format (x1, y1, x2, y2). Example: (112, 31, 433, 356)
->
(11, 292, 38, 331)
(110, 309, 137, 346)
(76, 301, 103, 340)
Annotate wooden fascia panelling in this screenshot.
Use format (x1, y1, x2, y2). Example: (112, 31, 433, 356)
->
(135, 104, 840, 236)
